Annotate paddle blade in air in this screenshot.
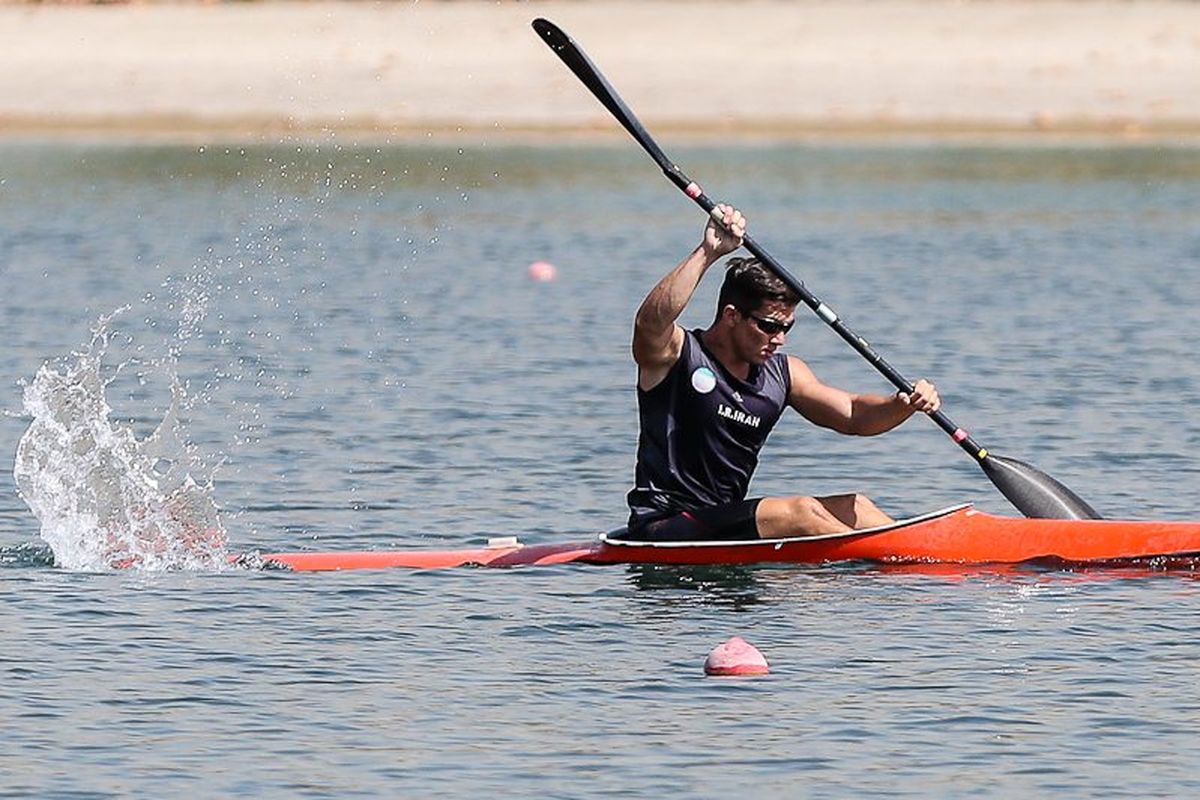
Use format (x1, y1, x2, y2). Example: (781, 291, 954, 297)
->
(531, 19, 629, 129)
(531, 18, 671, 168)
(980, 454, 1102, 519)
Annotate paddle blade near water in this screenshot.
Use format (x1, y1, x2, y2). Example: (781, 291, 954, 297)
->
(980, 454, 1102, 519)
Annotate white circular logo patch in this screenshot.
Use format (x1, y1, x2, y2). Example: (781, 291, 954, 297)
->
(691, 366, 717, 394)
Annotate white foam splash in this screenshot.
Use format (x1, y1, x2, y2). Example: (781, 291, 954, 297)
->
(13, 309, 228, 571)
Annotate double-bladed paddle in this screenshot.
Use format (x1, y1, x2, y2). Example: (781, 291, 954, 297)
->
(532, 17, 1100, 520)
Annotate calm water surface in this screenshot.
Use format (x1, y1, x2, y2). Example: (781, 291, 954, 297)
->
(1, 140, 1199, 797)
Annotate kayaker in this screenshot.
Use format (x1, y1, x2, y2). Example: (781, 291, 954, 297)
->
(626, 204, 942, 540)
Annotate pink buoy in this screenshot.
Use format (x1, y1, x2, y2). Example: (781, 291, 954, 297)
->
(527, 261, 558, 282)
(704, 636, 769, 676)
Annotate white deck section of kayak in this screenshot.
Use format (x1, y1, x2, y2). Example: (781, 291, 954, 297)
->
(599, 503, 974, 548)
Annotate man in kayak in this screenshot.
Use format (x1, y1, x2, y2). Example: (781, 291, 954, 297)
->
(626, 204, 941, 541)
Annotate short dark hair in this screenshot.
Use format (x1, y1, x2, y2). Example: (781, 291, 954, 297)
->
(717, 257, 800, 314)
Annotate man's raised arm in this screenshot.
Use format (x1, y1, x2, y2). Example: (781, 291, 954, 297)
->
(633, 204, 745, 389)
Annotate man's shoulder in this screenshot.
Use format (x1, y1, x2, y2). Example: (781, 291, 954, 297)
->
(768, 351, 796, 381)
(636, 324, 694, 392)
(781, 353, 810, 377)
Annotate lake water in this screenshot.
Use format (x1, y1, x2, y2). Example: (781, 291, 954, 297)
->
(2, 139, 1199, 797)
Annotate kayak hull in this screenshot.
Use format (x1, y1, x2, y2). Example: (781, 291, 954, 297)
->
(260, 541, 604, 571)
(594, 505, 1200, 566)
(258, 505, 1200, 572)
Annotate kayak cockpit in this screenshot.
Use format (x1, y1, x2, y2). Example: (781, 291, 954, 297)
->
(600, 503, 974, 547)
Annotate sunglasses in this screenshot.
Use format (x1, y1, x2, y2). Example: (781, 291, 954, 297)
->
(744, 311, 795, 336)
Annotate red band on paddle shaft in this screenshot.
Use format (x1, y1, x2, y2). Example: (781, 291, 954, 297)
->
(952, 429, 969, 443)
(684, 182, 703, 199)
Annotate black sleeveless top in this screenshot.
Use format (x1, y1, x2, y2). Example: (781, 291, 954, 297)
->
(627, 329, 792, 526)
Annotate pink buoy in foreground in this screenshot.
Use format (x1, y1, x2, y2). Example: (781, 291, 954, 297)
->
(703, 636, 769, 676)
(527, 260, 558, 282)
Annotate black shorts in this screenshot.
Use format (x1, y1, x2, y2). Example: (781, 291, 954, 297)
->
(623, 499, 762, 542)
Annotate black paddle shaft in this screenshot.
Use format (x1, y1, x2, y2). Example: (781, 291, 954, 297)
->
(532, 18, 1101, 519)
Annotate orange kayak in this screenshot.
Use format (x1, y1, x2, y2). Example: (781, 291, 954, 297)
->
(259, 504, 1200, 571)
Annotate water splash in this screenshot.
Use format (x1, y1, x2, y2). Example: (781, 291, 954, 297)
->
(13, 308, 228, 571)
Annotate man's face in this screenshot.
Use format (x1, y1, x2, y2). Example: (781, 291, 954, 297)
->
(732, 300, 796, 364)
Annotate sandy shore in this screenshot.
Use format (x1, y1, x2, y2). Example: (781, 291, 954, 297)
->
(1, 0, 1198, 141)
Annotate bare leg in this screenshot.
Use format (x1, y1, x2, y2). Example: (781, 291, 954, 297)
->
(756, 493, 894, 538)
